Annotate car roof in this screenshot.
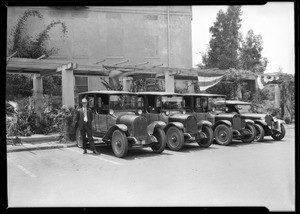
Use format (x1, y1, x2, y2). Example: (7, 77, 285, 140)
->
(225, 100, 251, 105)
(183, 93, 226, 97)
(137, 92, 181, 96)
(78, 90, 136, 95)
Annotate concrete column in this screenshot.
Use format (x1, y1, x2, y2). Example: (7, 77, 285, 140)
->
(61, 65, 75, 108)
(165, 70, 174, 92)
(122, 77, 131, 92)
(274, 84, 281, 108)
(33, 74, 43, 123)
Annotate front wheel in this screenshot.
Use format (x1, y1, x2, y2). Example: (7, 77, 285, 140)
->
(166, 126, 184, 151)
(254, 124, 265, 142)
(271, 124, 286, 140)
(75, 127, 83, 148)
(214, 124, 233, 146)
(197, 125, 214, 148)
(151, 128, 167, 153)
(242, 123, 256, 143)
(111, 129, 128, 158)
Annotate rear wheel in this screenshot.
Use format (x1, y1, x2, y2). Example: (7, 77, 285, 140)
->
(254, 124, 265, 142)
(166, 126, 184, 151)
(111, 129, 128, 158)
(214, 124, 233, 146)
(242, 123, 256, 143)
(151, 128, 167, 153)
(76, 127, 83, 148)
(271, 124, 286, 140)
(197, 125, 214, 148)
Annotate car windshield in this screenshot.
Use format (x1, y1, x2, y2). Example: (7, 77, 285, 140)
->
(161, 96, 183, 110)
(109, 94, 137, 110)
(208, 97, 226, 112)
(236, 104, 253, 114)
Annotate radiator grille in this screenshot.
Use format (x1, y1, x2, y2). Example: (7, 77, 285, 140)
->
(186, 116, 198, 134)
(265, 115, 272, 126)
(232, 115, 242, 130)
(132, 116, 148, 138)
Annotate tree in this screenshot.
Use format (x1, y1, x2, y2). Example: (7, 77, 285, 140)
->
(202, 6, 242, 69)
(239, 29, 268, 73)
(6, 10, 67, 99)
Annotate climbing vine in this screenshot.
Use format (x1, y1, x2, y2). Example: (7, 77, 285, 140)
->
(8, 9, 68, 58)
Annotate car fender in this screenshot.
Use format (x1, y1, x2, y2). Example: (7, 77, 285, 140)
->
(212, 120, 232, 131)
(244, 119, 255, 125)
(102, 124, 128, 141)
(197, 120, 212, 129)
(272, 118, 286, 131)
(163, 122, 184, 132)
(275, 119, 286, 125)
(147, 121, 167, 135)
(254, 120, 267, 127)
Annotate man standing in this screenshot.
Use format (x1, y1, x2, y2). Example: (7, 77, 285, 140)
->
(75, 98, 99, 154)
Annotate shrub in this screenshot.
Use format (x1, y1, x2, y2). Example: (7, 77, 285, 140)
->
(6, 96, 77, 141)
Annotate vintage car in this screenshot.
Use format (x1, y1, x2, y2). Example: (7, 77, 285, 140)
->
(183, 94, 256, 146)
(75, 91, 166, 158)
(224, 100, 286, 141)
(137, 92, 214, 151)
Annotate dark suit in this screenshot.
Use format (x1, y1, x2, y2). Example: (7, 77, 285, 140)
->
(75, 107, 96, 152)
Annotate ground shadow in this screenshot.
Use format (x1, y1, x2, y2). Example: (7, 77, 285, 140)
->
(213, 139, 260, 147)
(169, 143, 219, 153)
(92, 144, 173, 160)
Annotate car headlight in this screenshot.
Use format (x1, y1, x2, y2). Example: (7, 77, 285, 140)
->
(182, 109, 186, 114)
(212, 107, 215, 112)
(109, 109, 114, 115)
(165, 111, 170, 116)
(138, 109, 142, 115)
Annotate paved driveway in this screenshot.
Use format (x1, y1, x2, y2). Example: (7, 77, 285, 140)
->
(7, 125, 295, 211)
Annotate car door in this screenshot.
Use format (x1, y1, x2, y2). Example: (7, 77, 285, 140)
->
(94, 95, 108, 138)
(194, 97, 207, 121)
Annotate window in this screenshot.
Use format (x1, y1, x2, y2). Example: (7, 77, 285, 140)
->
(75, 76, 88, 93)
(87, 95, 94, 110)
(96, 94, 109, 114)
(144, 15, 158, 21)
(137, 97, 144, 108)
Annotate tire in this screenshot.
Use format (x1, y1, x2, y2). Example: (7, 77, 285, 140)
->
(151, 128, 167, 153)
(242, 123, 256, 143)
(214, 124, 233, 146)
(197, 125, 214, 148)
(254, 124, 265, 142)
(76, 127, 83, 148)
(271, 124, 286, 141)
(111, 129, 128, 158)
(166, 126, 185, 151)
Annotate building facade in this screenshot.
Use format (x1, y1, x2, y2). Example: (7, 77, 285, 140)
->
(7, 6, 193, 95)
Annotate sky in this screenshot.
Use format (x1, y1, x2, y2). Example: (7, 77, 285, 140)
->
(191, 2, 295, 74)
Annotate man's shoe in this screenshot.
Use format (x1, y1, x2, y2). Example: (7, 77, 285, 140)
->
(93, 150, 99, 155)
(83, 150, 87, 154)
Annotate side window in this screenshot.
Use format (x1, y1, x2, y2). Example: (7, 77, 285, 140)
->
(146, 95, 156, 113)
(96, 94, 109, 114)
(85, 95, 94, 111)
(137, 97, 144, 108)
(201, 97, 208, 112)
(195, 97, 201, 112)
(156, 96, 161, 108)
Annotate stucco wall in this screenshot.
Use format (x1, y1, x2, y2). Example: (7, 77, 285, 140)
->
(7, 6, 193, 92)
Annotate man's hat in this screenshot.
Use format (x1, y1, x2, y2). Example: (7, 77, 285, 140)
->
(81, 98, 88, 103)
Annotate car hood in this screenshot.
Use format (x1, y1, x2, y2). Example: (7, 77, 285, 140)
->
(240, 113, 267, 119)
(213, 112, 236, 119)
(115, 112, 139, 125)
